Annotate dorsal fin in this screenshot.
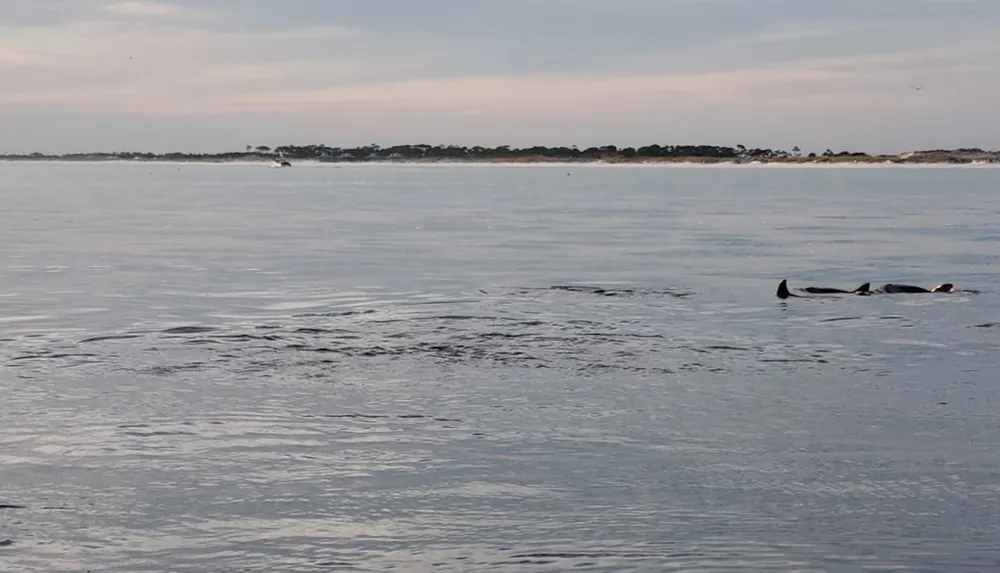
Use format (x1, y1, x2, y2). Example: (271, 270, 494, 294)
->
(776, 279, 791, 299)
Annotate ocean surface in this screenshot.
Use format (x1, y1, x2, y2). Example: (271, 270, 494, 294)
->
(1, 161, 999, 573)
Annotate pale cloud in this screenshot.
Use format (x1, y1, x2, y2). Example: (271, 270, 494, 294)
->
(263, 25, 365, 41)
(0, 48, 44, 67)
(0, 17, 377, 111)
(715, 22, 881, 48)
(103, 0, 190, 17)
(219, 68, 847, 116)
(214, 38, 999, 120)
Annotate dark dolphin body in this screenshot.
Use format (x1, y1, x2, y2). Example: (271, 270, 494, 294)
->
(776, 279, 870, 299)
(802, 284, 871, 295)
(878, 283, 954, 294)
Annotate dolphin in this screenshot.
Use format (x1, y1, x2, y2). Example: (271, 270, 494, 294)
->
(878, 283, 954, 294)
(776, 279, 870, 299)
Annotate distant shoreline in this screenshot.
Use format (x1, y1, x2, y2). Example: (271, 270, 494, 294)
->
(2, 145, 998, 165)
(2, 155, 997, 166)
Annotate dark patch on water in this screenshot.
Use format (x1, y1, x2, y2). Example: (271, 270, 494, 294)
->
(0, 504, 26, 509)
(217, 333, 285, 342)
(161, 326, 217, 335)
(183, 338, 222, 345)
(507, 285, 694, 298)
(702, 344, 753, 351)
(509, 551, 655, 560)
(9, 352, 98, 362)
(582, 363, 678, 376)
(122, 429, 198, 437)
(143, 362, 208, 375)
(292, 309, 378, 318)
(548, 285, 695, 298)
(79, 334, 142, 344)
(286, 344, 339, 353)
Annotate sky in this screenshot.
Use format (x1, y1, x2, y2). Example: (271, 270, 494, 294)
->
(1, 0, 998, 154)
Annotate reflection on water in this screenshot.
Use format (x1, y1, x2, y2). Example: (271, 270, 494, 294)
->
(1, 162, 999, 572)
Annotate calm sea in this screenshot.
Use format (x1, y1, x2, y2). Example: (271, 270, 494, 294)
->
(1, 161, 999, 572)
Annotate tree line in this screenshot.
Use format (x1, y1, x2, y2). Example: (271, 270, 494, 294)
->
(264, 143, 808, 160)
(0, 144, 842, 161)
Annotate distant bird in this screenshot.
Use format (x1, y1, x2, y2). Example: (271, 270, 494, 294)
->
(909, 84, 924, 91)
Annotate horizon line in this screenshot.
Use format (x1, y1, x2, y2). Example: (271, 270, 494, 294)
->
(2, 143, 998, 157)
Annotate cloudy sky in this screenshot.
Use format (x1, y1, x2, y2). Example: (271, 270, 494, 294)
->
(1, 0, 997, 153)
